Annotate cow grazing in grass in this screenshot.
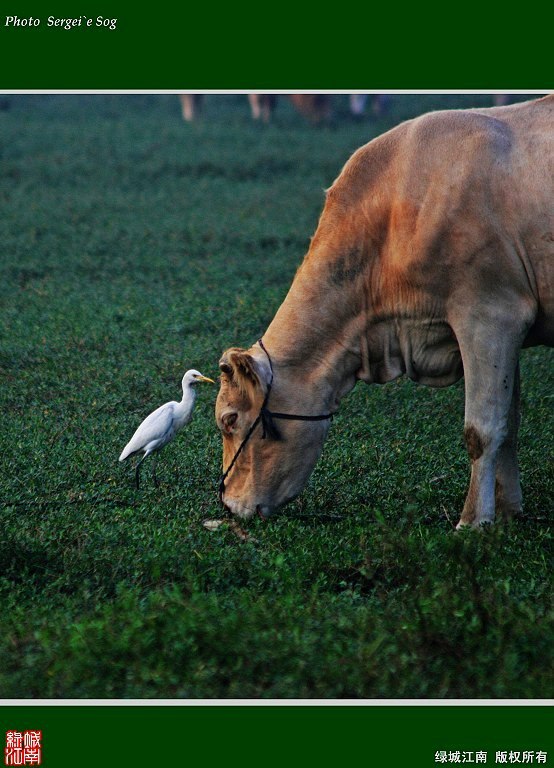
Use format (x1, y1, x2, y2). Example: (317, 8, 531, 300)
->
(216, 96, 554, 528)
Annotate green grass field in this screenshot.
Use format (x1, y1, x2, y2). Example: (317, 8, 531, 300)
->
(1, 94, 552, 698)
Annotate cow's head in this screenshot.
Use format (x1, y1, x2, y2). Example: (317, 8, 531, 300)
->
(215, 344, 331, 520)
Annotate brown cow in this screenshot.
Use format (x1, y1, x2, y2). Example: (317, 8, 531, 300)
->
(216, 96, 554, 528)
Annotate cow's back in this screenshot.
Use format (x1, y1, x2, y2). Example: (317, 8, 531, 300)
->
(482, 96, 554, 344)
(324, 96, 554, 346)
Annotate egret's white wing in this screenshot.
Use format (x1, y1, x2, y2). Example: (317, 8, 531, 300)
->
(119, 402, 177, 461)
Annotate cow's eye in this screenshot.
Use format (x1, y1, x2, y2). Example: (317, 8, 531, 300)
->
(221, 412, 238, 433)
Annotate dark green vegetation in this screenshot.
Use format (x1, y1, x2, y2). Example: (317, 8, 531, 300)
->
(1, 94, 552, 698)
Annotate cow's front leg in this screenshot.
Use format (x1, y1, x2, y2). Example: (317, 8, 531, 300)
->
(459, 422, 500, 527)
(455, 332, 523, 528)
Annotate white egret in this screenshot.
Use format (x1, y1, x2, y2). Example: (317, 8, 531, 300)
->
(119, 369, 214, 488)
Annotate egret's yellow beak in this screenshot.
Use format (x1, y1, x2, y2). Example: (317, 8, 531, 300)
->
(196, 375, 215, 384)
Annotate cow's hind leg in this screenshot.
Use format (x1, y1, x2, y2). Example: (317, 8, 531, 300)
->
(455, 323, 525, 528)
(494, 364, 523, 520)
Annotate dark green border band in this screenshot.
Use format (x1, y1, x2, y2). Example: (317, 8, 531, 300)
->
(0, 2, 552, 88)
(0, 5, 551, 767)
(0, 706, 552, 768)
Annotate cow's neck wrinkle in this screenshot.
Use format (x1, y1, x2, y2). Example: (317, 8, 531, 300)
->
(262, 276, 464, 409)
(261, 274, 365, 412)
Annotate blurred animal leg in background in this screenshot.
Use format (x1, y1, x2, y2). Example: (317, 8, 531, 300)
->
(248, 94, 278, 122)
(288, 94, 331, 123)
(371, 94, 390, 115)
(349, 94, 368, 117)
(349, 94, 390, 119)
(179, 94, 204, 122)
(249, 94, 331, 124)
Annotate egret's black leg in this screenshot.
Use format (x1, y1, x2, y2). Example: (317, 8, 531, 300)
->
(135, 454, 147, 489)
(152, 455, 160, 488)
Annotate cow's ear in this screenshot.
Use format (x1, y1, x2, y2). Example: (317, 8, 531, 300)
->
(227, 349, 260, 386)
(218, 348, 259, 390)
(218, 357, 233, 378)
(219, 347, 270, 395)
(221, 411, 238, 434)
(232, 348, 273, 393)
(219, 348, 246, 381)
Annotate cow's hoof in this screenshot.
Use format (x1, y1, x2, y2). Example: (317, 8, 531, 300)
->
(495, 503, 522, 523)
(455, 518, 494, 531)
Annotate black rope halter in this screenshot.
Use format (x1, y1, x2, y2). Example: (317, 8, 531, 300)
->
(218, 338, 334, 504)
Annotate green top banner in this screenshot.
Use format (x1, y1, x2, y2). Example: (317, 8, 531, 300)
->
(0, 1, 552, 88)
